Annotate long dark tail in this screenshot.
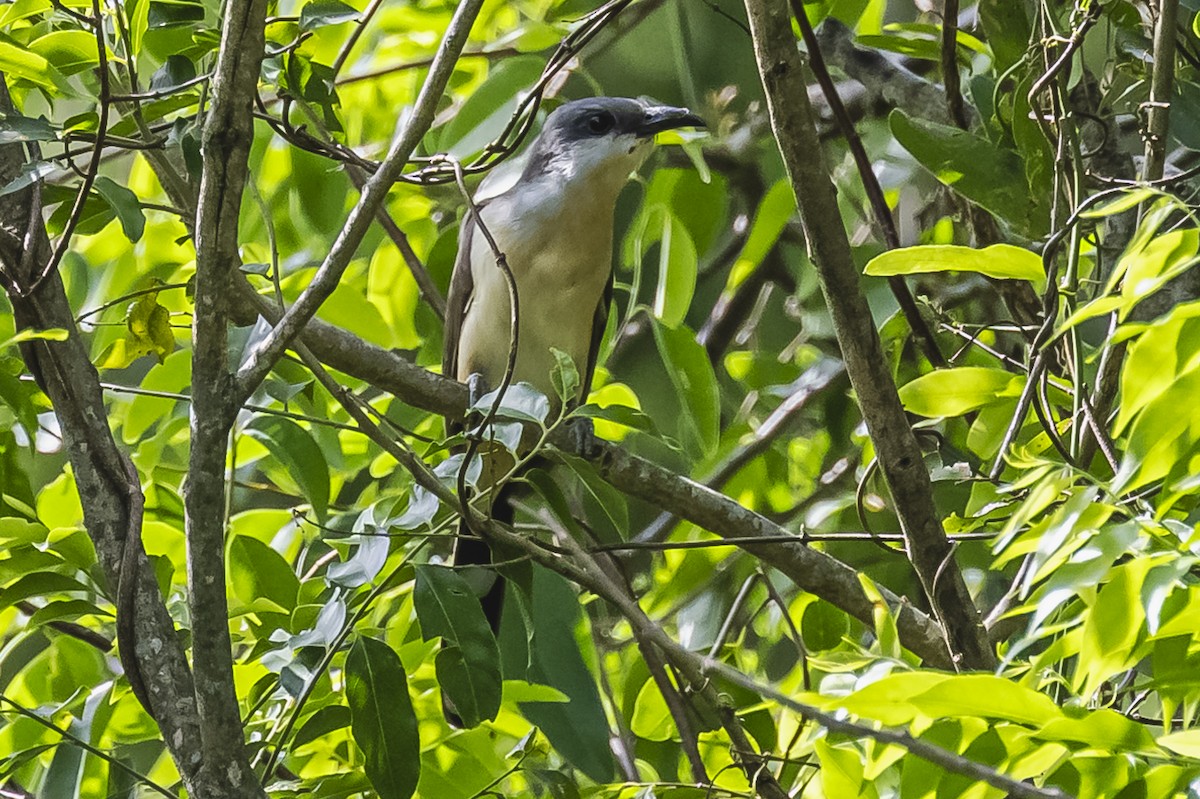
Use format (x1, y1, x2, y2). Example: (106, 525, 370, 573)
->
(452, 483, 514, 634)
(443, 484, 514, 727)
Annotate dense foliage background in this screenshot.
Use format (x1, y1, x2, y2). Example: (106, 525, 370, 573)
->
(3, 0, 1200, 796)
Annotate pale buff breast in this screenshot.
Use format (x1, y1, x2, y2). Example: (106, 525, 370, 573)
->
(456, 181, 617, 404)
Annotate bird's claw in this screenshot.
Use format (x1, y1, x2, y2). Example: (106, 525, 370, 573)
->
(464, 373, 487, 440)
(568, 416, 601, 460)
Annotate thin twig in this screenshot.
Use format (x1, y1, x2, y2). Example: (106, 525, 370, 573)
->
(233, 0, 487, 403)
(699, 660, 1071, 799)
(0, 695, 178, 799)
(25, 0, 111, 296)
(14, 600, 113, 650)
(940, 0, 969, 129)
(790, 1, 946, 368)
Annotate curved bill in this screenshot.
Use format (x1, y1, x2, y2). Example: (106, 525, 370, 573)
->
(635, 105, 706, 137)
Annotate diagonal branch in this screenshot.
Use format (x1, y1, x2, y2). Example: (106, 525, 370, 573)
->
(230, 281, 954, 667)
(231, 0, 486, 404)
(742, 0, 994, 670)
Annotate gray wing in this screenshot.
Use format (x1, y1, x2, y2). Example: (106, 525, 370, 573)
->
(443, 210, 483, 437)
(442, 210, 477, 385)
(579, 270, 614, 404)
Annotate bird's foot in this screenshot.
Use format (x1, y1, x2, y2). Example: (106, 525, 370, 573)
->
(568, 416, 601, 460)
(464, 373, 488, 439)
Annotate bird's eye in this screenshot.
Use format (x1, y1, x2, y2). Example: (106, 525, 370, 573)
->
(586, 111, 616, 135)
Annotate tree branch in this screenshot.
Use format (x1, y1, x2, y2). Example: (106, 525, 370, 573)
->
(230, 281, 953, 667)
(743, 0, 994, 670)
(187, 0, 271, 787)
(939, 0, 969, 130)
(1142, 0, 1179, 183)
(0, 75, 204, 794)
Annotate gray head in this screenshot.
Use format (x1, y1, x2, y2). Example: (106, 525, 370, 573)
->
(521, 97, 704, 185)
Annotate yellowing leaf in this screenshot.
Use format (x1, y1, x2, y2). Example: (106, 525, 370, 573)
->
(127, 292, 175, 363)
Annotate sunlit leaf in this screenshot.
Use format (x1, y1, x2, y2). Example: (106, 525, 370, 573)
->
(245, 416, 331, 521)
(865, 244, 1044, 285)
(891, 110, 1045, 236)
(899, 367, 1025, 417)
(29, 30, 101, 76)
(228, 535, 300, 612)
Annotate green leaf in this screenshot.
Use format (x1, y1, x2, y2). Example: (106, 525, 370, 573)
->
(978, 0, 1031, 70)
(0, 40, 56, 87)
(498, 567, 615, 782)
(293, 704, 352, 748)
(245, 416, 331, 520)
(890, 110, 1044, 236)
(345, 637, 420, 799)
(550, 347, 580, 406)
(1171, 80, 1200, 151)
(95, 338, 147, 370)
(315, 281, 394, 349)
(908, 675, 1062, 726)
(92, 176, 146, 243)
(1081, 188, 1159, 219)
(1076, 559, 1153, 697)
(28, 599, 111, 628)
(0, 113, 56, 144)
(652, 321, 719, 458)
(147, 0, 204, 28)
(29, 30, 101, 76)
(128, 0, 150, 51)
(126, 291, 174, 363)
(1159, 729, 1200, 758)
(899, 367, 1024, 417)
(0, 161, 55, 197)
(228, 535, 300, 612)
(122, 348, 190, 443)
(815, 739, 865, 797)
(1118, 228, 1199, 316)
(440, 57, 544, 158)
(722, 179, 795, 295)
(1037, 707, 1155, 751)
(0, 572, 95, 611)
(1, 327, 69, 348)
(630, 677, 673, 741)
(0, 0, 52, 28)
(413, 564, 501, 727)
(299, 0, 359, 30)
(502, 679, 569, 704)
(148, 54, 196, 93)
(865, 244, 1044, 285)
(0, 518, 49, 545)
(645, 209, 698, 329)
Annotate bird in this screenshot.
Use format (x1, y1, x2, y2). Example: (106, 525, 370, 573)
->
(441, 96, 704, 677)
